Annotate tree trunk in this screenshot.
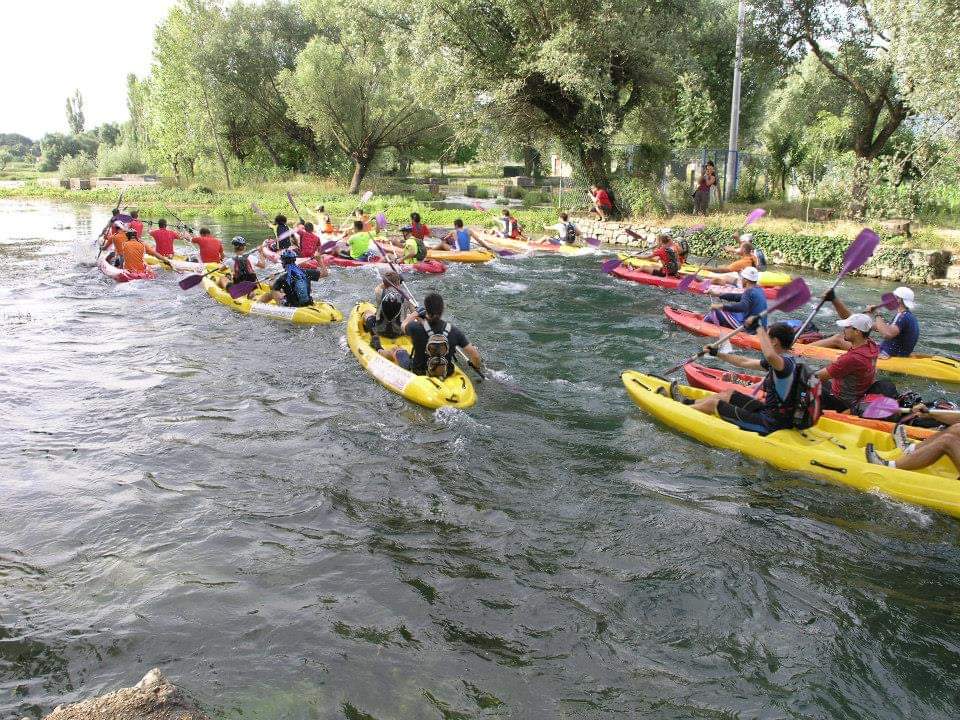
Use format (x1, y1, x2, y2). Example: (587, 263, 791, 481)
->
(260, 136, 281, 167)
(849, 154, 871, 220)
(349, 152, 374, 194)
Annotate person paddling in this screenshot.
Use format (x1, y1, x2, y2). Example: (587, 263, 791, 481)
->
(678, 322, 801, 435)
(149, 218, 181, 258)
(434, 219, 496, 253)
(119, 230, 166, 273)
(543, 212, 580, 245)
(704, 241, 759, 285)
(217, 236, 259, 292)
(128, 210, 144, 239)
(340, 220, 379, 261)
(362, 270, 414, 351)
(260, 248, 328, 306)
(633, 233, 680, 277)
(810, 313, 879, 412)
(101, 221, 129, 265)
(190, 228, 224, 264)
(381, 292, 483, 378)
(296, 221, 321, 258)
(495, 209, 523, 239)
(705, 267, 767, 331)
(272, 214, 295, 250)
(816, 286, 920, 359)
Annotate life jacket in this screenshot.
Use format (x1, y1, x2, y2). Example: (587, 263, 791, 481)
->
(423, 320, 452, 378)
(563, 222, 577, 244)
(233, 255, 257, 284)
(284, 264, 312, 307)
(754, 247, 768, 271)
(660, 245, 680, 276)
(674, 238, 690, 262)
(787, 363, 822, 430)
(414, 237, 427, 262)
(374, 287, 406, 338)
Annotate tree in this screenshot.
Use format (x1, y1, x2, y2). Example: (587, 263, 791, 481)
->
(0, 134, 35, 159)
(281, 0, 445, 193)
(412, 0, 693, 212)
(671, 72, 720, 149)
(38, 133, 98, 172)
(0, 146, 12, 172)
(66, 89, 85, 134)
(758, 0, 912, 218)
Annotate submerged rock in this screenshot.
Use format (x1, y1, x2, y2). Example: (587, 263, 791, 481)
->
(40, 668, 209, 720)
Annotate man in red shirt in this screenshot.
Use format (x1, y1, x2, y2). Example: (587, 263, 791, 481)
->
(590, 185, 613, 221)
(149, 218, 180, 257)
(191, 227, 224, 264)
(633, 234, 680, 277)
(814, 313, 878, 412)
(128, 210, 144, 239)
(296, 221, 321, 258)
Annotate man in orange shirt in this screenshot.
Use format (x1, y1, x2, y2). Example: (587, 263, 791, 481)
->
(191, 228, 224, 264)
(120, 230, 148, 272)
(705, 242, 759, 285)
(101, 221, 129, 265)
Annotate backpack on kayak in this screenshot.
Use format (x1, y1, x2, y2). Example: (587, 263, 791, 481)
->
(754, 247, 768, 271)
(233, 255, 257, 284)
(374, 287, 406, 338)
(414, 237, 427, 262)
(285, 264, 312, 307)
(787, 363, 822, 430)
(423, 321, 452, 378)
(661, 245, 680, 276)
(675, 237, 690, 261)
(563, 221, 577, 244)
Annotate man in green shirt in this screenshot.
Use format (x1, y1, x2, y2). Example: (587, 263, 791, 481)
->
(343, 219, 378, 260)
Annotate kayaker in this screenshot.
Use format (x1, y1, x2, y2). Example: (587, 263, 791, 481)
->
(705, 241, 759, 282)
(296, 221, 321, 258)
(217, 236, 259, 291)
(101, 220, 129, 264)
(634, 234, 680, 277)
(435, 219, 494, 252)
(149, 219, 181, 258)
(128, 210, 144, 239)
(382, 292, 483, 378)
(118, 230, 154, 273)
(589, 185, 613, 221)
(705, 267, 768, 331)
(363, 271, 414, 349)
(314, 205, 334, 233)
(100, 208, 122, 240)
(543, 212, 580, 245)
(809, 313, 878, 412)
(495, 209, 523, 239)
(341, 220, 379, 261)
(817, 286, 919, 359)
(866, 409, 960, 474)
(677, 322, 801, 435)
(273, 215, 294, 249)
(260, 248, 328, 307)
(190, 228, 225, 264)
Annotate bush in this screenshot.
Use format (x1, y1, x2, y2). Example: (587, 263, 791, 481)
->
(97, 144, 147, 176)
(521, 189, 549, 207)
(613, 178, 667, 217)
(58, 152, 96, 179)
(465, 184, 491, 199)
(412, 187, 433, 202)
(504, 185, 525, 200)
(494, 196, 509, 205)
(189, 183, 214, 195)
(666, 177, 694, 213)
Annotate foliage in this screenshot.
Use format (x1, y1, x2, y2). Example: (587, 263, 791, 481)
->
(0, 147, 11, 172)
(0, 133, 37, 158)
(671, 72, 719, 149)
(520, 190, 550, 208)
(65, 89, 85, 135)
(38, 133, 98, 172)
(58, 152, 96, 179)
(97, 143, 147, 176)
(464, 185, 490, 199)
(666, 178, 694, 213)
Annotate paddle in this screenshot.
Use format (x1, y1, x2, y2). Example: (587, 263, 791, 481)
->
(601, 224, 706, 274)
(178, 227, 299, 291)
(861, 396, 960, 421)
(791, 228, 880, 339)
(165, 207, 195, 235)
(286, 191, 304, 222)
(663, 278, 812, 374)
(676, 209, 766, 291)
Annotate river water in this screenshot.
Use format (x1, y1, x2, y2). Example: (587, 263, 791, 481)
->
(2, 199, 959, 719)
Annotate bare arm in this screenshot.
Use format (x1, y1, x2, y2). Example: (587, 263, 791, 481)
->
(757, 326, 785, 371)
(710, 348, 764, 371)
(872, 316, 900, 339)
(462, 343, 482, 369)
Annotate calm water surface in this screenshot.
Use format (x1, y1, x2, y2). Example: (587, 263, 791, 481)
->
(2, 199, 959, 719)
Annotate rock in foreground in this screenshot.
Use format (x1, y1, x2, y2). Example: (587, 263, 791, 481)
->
(41, 668, 209, 720)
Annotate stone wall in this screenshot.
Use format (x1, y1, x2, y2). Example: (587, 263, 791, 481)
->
(573, 216, 960, 287)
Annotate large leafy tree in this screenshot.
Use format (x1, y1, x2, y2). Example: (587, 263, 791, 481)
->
(411, 0, 693, 208)
(280, 0, 445, 193)
(758, 0, 911, 217)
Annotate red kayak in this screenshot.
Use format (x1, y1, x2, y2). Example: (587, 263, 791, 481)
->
(682, 362, 936, 440)
(610, 266, 779, 298)
(97, 256, 156, 283)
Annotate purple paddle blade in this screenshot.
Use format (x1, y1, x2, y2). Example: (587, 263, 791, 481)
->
(744, 208, 767, 226)
(228, 281, 259, 299)
(375, 212, 387, 230)
(585, 236, 601, 246)
(320, 239, 338, 253)
(601, 257, 623, 273)
(841, 228, 879, 275)
(676, 274, 697, 292)
(769, 278, 811, 313)
(496, 249, 517, 257)
(696, 279, 714, 293)
(879, 292, 898, 310)
(861, 396, 901, 420)
(178, 273, 204, 290)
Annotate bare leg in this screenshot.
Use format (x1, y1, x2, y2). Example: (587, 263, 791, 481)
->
(895, 425, 960, 471)
(690, 389, 732, 415)
(809, 333, 851, 350)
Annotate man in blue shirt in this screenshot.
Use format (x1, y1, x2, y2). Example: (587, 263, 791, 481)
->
(869, 286, 919, 358)
(704, 267, 768, 332)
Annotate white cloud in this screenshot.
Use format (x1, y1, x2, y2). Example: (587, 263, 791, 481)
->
(0, 0, 179, 139)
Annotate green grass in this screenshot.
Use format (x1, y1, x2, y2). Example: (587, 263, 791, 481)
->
(0, 160, 49, 181)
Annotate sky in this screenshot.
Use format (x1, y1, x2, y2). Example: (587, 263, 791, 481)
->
(0, 0, 179, 139)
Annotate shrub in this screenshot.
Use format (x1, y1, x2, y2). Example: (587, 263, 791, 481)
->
(412, 187, 433, 202)
(666, 177, 694, 213)
(613, 178, 667, 217)
(504, 185, 525, 200)
(189, 183, 214, 195)
(495, 196, 509, 205)
(58, 152, 96, 179)
(465, 184, 491, 199)
(96, 144, 147, 176)
(521, 189, 550, 207)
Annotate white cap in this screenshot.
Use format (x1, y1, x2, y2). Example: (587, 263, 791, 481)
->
(837, 313, 873, 333)
(740, 266, 760, 283)
(893, 286, 916, 310)
(113, 220, 126, 228)
(740, 233, 753, 244)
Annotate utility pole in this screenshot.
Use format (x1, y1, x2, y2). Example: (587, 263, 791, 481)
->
(724, 0, 746, 201)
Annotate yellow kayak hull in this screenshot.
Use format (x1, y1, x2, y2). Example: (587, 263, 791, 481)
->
(621, 371, 960, 520)
(347, 303, 476, 409)
(481, 234, 597, 256)
(201, 270, 342, 325)
(426, 248, 495, 263)
(620, 255, 791, 287)
(146, 254, 206, 273)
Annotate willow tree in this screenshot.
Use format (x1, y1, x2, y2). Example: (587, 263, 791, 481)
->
(280, 0, 444, 193)
(410, 0, 690, 203)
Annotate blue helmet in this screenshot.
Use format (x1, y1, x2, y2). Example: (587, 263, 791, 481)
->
(232, 235, 246, 247)
(280, 248, 298, 264)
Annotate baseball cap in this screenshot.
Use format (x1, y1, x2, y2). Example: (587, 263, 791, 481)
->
(740, 266, 760, 283)
(740, 233, 753, 244)
(837, 313, 873, 333)
(893, 286, 916, 310)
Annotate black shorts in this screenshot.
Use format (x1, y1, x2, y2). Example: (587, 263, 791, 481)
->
(820, 389, 850, 413)
(717, 390, 776, 434)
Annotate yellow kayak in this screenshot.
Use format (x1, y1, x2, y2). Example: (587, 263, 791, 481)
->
(347, 302, 476, 409)
(201, 270, 342, 325)
(480, 234, 597, 257)
(619, 255, 791, 287)
(622, 371, 960, 520)
(427, 248, 495, 263)
(146, 254, 206, 273)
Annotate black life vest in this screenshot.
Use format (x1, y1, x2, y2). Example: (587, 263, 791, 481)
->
(563, 222, 577, 244)
(233, 255, 257, 283)
(374, 287, 406, 338)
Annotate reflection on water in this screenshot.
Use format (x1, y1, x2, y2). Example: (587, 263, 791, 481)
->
(1, 199, 959, 719)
